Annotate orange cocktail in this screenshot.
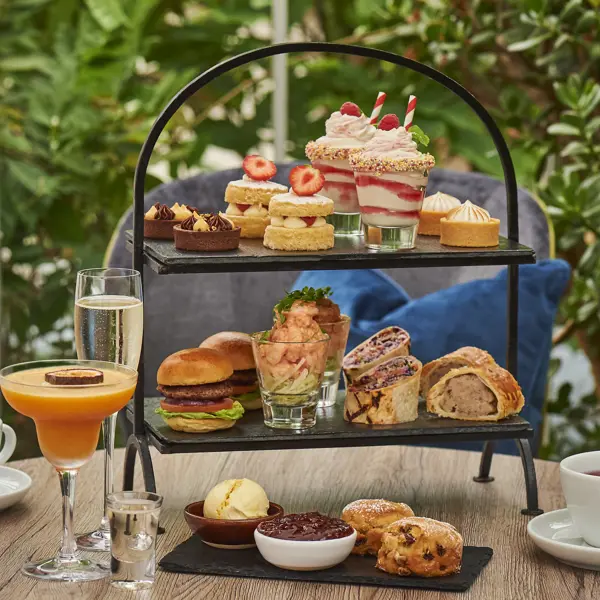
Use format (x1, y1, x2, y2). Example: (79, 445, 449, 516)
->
(0, 359, 137, 582)
(2, 366, 135, 469)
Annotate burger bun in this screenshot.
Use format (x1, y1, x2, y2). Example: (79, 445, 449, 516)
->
(163, 416, 236, 433)
(157, 348, 233, 386)
(200, 332, 255, 371)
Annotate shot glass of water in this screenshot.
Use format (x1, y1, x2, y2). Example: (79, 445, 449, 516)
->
(107, 491, 163, 590)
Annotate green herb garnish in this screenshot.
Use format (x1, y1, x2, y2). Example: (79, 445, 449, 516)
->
(408, 124, 430, 148)
(274, 286, 333, 323)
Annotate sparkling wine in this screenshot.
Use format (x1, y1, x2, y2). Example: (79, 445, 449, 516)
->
(75, 296, 143, 369)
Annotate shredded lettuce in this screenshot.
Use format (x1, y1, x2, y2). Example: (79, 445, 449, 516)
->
(233, 390, 261, 403)
(155, 401, 244, 421)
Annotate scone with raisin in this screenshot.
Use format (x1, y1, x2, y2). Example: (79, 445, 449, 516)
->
(341, 499, 414, 556)
(376, 517, 463, 577)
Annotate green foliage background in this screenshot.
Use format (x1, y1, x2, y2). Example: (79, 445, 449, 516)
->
(1, 0, 599, 459)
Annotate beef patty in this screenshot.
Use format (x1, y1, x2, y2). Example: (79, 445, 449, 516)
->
(440, 374, 497, 417)
(157, 380, 234, 401)
(227, 369, 258, 386)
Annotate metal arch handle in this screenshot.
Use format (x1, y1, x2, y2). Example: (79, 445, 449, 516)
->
(132, 41, 519, 273)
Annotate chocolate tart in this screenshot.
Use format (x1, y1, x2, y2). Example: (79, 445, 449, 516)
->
(174, 225, 241, 252)
(144, 219, 178, 240)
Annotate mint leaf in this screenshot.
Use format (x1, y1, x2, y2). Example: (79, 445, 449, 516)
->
(408, 124, 430, 148)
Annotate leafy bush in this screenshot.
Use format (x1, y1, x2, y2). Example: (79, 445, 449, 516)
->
(1, 0, 599, 459)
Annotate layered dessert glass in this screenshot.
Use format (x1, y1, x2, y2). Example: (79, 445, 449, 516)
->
(306, 104, 375, 235)
(350, 125, 435, 250)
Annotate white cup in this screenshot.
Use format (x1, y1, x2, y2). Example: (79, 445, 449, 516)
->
(0, 418, 17, 464)
(560, 451, 600, 547)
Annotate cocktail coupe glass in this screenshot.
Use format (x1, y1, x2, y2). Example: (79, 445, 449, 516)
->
(74, 268, 143, 552)
(0, 359, 137, 581)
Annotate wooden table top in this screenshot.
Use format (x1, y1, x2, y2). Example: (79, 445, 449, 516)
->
(0, 445, 598, 599)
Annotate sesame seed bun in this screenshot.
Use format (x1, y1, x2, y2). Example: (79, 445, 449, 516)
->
(157, 348, 233, 386)
(200, 332, 255, 371)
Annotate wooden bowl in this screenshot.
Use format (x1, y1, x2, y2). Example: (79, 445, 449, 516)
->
(184, 501, 284, 549)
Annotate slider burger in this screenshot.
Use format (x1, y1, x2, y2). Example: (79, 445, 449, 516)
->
(155, 348, 244, 433)
(200, 331, 262, 410)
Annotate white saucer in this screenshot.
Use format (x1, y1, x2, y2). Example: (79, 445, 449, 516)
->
(528, 508, 600, 571)
(0, 465, 32, 511)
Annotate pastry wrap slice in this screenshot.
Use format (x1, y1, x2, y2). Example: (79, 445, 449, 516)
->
(344, 355, 421, 425)
(342, 326, 411, 382)
(426, 362, 525, 421)
(420, 346, 495, 398)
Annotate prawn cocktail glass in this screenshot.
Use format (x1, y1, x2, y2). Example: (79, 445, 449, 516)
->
(252, 300, 329, 429)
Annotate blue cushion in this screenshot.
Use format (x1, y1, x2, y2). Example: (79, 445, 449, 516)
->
(293, 259, 571, 455)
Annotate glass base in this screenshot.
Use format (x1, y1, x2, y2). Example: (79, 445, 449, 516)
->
(319, 379, 340, 408)
(76, 528, 111, 552)
(362, 223, 418, 250)
(22, 556, 109, 582)
(328, 212, 362, 236)
(112, 580, 154, 590)
(262, 391, 318, 430)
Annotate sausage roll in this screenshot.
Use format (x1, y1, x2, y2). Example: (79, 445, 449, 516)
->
(420, 346, 495, 398)
(344, 355, 422, 425)
(342, 499, 415, 556)
(376, 517, 463, 577)
(426, 362, 524, 421)
(342, 326, 410, 382)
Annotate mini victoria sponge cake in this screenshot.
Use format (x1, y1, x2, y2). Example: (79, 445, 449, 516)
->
(264, 192, 334, 252)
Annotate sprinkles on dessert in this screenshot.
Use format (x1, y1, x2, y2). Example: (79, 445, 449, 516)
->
(349, 153, 436, 174)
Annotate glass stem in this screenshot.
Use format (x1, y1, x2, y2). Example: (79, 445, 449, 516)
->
(100, 412, 118, 533)
(57, 469, 79, 562)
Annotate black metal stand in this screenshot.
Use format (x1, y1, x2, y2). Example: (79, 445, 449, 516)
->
(124, 41, 541, 519)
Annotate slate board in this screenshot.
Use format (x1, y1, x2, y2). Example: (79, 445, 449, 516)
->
(160, 535, 493, 593)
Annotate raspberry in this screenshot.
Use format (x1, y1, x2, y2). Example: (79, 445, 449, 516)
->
(378, 114, 400, 130)
(340, 102, 361, 117)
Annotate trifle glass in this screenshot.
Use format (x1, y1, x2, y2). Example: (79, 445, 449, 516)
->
(350, 126, 435, 250)
(306, 105, 375, 235)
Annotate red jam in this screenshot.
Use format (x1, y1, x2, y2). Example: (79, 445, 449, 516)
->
(257, 512, 354, 541)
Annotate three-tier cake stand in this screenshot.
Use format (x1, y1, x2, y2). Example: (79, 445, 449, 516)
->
(122, 42, 542, 517)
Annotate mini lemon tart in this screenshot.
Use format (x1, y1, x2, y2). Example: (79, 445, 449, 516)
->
(418, 192, 462, 236)
(440, 201, 500, 247)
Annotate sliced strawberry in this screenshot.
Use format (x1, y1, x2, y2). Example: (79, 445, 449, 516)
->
(242, 155, 277, 181)
(236, 204, 251, 212)
(289, 165, 325, 196)
(378, 114, 400, 130)
(301, 216, 317, 227)
(340, 102, 361, 117)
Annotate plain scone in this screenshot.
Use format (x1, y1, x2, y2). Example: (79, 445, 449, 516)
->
(342, 499, 415, 556)
(427, 362, 525, 421)
(376, 517, 463, 577)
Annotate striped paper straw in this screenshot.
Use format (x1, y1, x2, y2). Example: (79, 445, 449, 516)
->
(404, 95, 417, 129)
(369, 92, 386, 125)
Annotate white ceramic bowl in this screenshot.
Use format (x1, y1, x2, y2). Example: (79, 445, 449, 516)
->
(0, 465, 32, 511)
(254, 528, 356, 571)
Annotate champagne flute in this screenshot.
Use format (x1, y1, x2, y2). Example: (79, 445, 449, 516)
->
(74, 268, 143, 552)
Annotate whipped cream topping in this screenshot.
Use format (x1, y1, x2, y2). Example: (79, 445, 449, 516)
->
(270, 216, 327, 229)
(225, 203, 268, 217)
(316, 111, 375, 148)
(446, 200, 491, 223)
(422, 192, 461, 213)
(270, 191, 334, 208)
(361, 126, 420, 159)
(229, 175, 287, 190)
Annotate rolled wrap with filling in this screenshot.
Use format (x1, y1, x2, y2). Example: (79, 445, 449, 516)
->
(342, 326, 410, 382)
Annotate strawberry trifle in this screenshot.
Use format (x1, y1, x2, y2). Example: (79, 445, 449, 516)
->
(223, 155, 287, 238)
(305, 102, 376, 235)
(349, 114, 435, 250)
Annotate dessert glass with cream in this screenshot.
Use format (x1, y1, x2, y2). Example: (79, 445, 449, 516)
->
(305, 102, 376, 235)
(350, 118, 435, 250)
(439, 200, 500, 247)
